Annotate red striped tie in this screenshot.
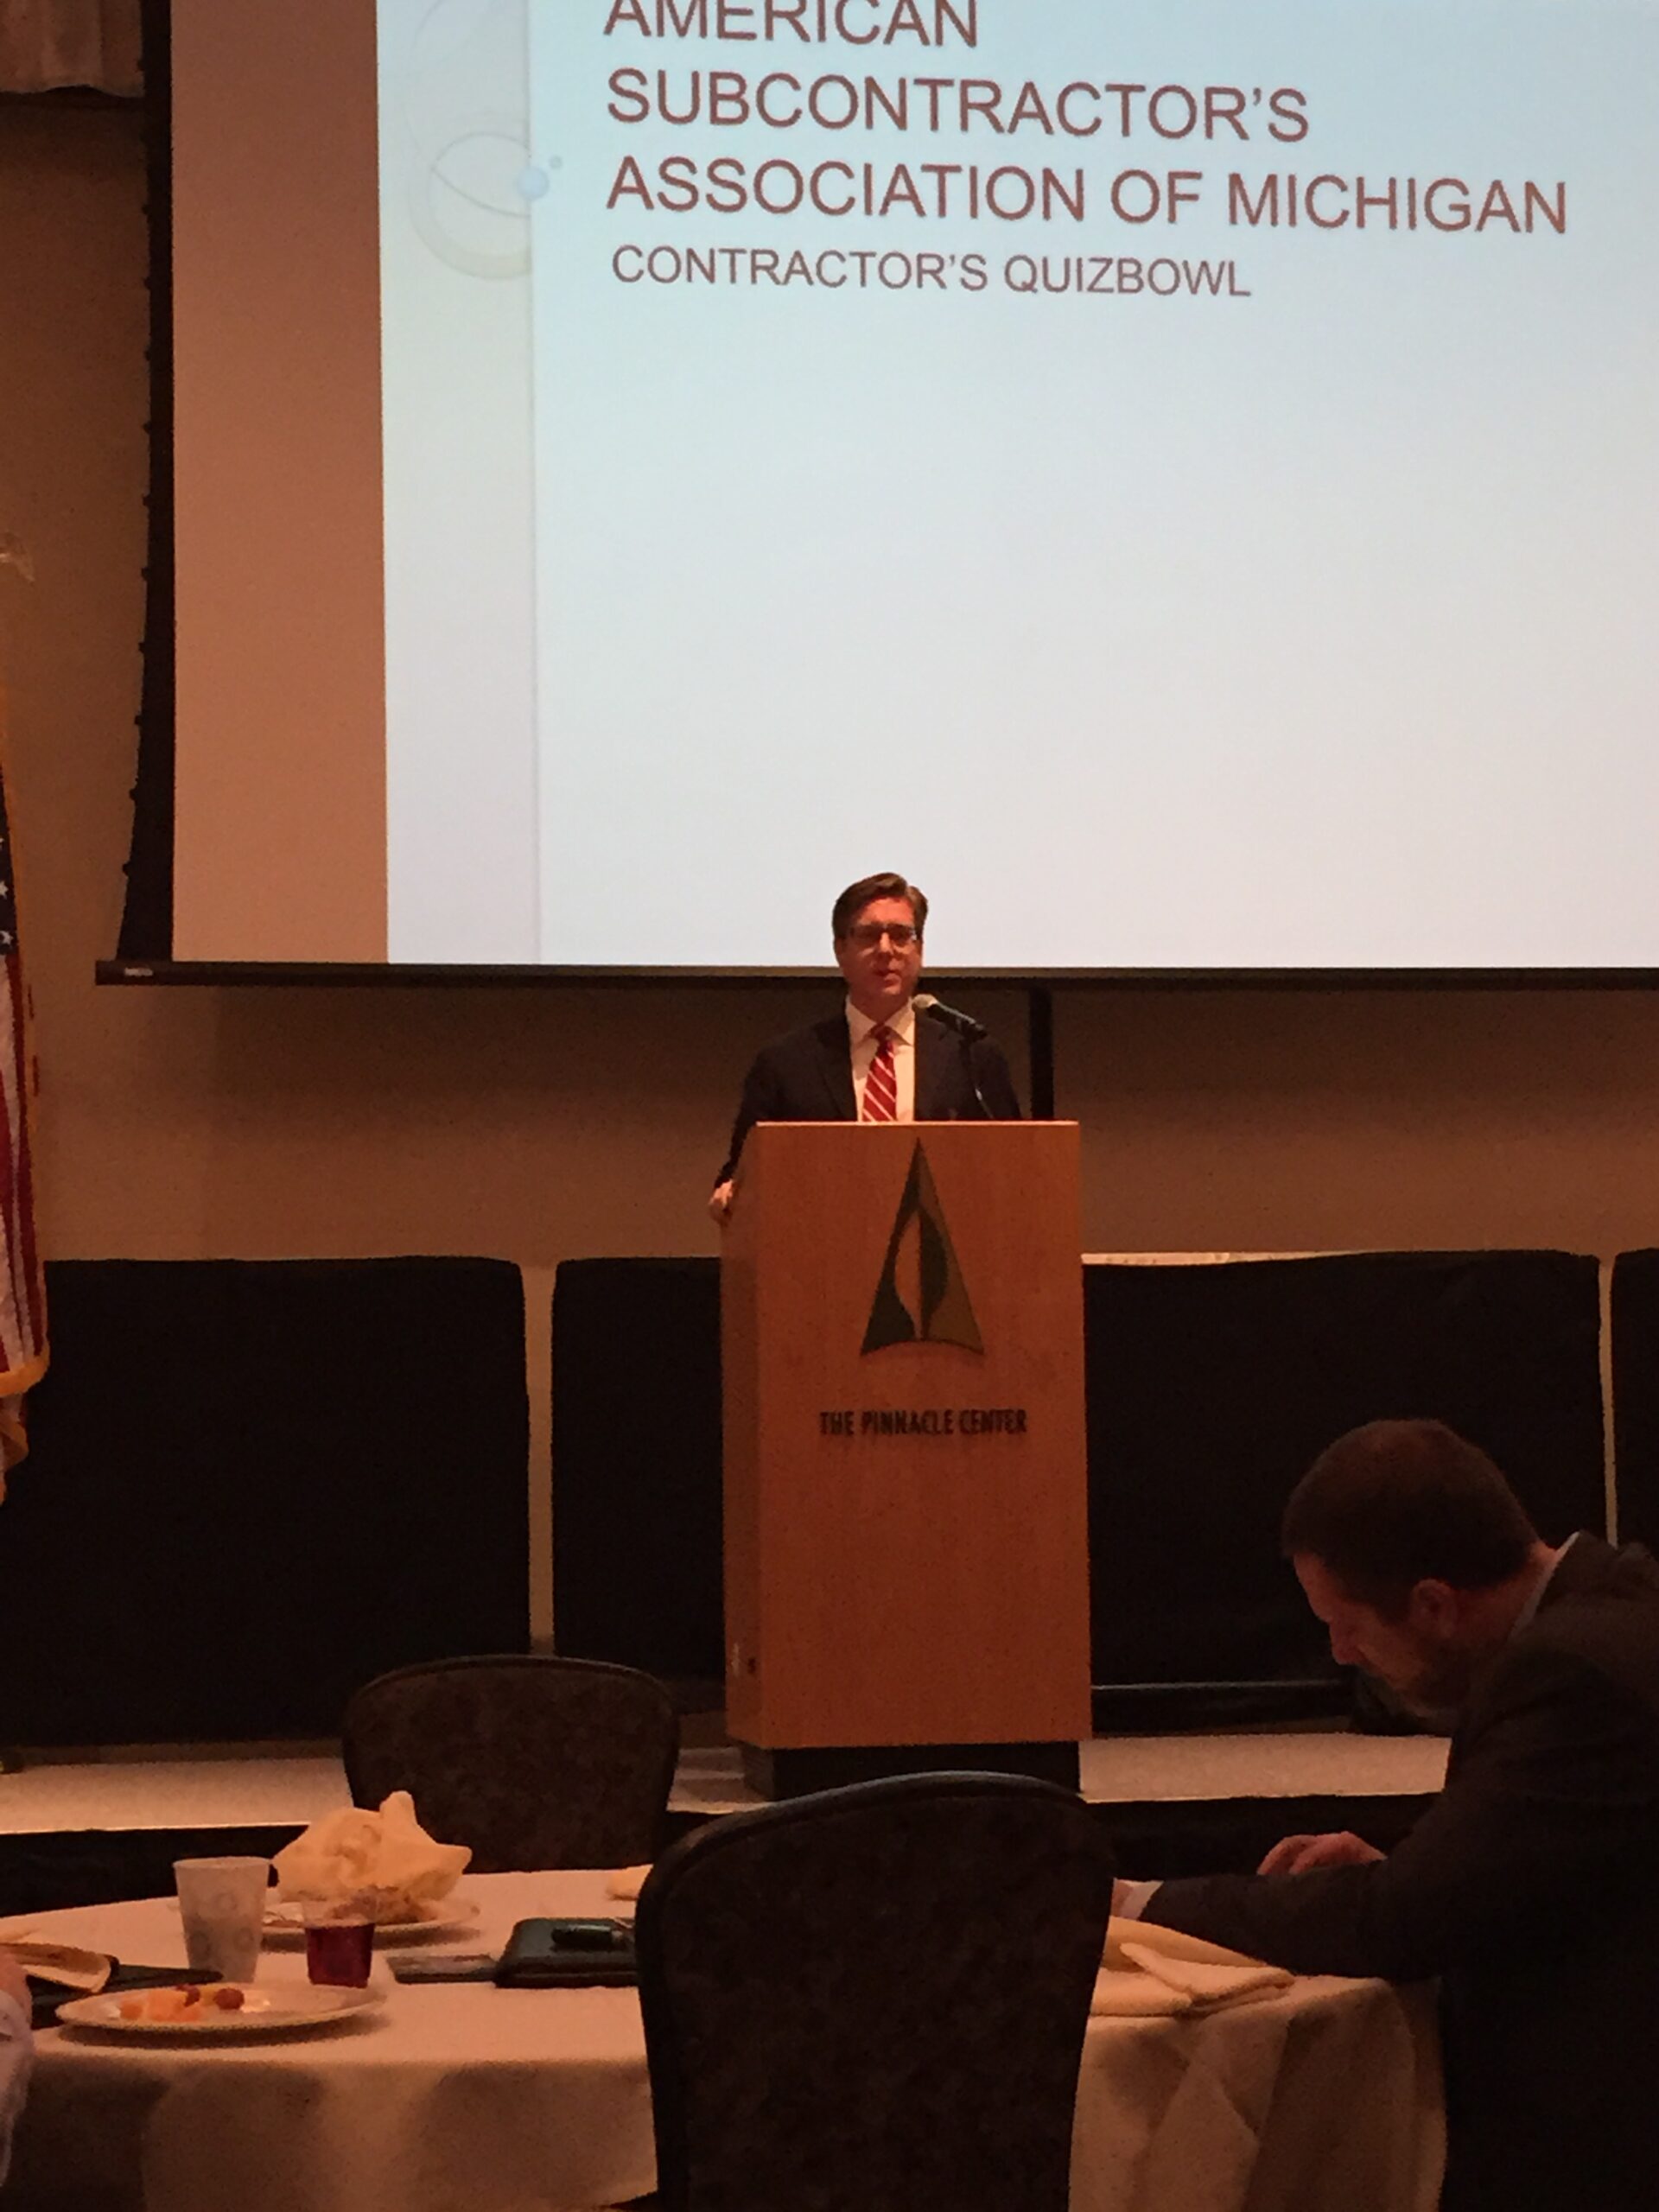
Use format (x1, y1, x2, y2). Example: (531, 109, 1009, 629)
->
(863, 1024, 899, 1122)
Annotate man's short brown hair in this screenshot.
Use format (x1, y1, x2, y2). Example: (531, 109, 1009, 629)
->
(1281, 1419, 1538, 1617)
(831, 873, 928, 942)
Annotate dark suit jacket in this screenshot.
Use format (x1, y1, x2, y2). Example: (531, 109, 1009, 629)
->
(716, 1008, 1022, 1185)
(1141, 1535, 1659, 2212)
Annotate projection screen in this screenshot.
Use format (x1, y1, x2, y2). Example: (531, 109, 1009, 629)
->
(165, 0, 1659, 973)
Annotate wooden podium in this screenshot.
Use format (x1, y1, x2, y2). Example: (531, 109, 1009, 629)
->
(721, 1121, 1090, 1796)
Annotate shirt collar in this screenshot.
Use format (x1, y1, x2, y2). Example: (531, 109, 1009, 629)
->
(846, 997, 917, 1046)
(1511, 1535, 1578, 1640)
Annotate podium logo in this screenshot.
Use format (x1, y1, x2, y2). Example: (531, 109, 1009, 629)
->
(862, 1141, 983, 1356)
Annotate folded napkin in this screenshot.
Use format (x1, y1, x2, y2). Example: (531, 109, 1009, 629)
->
(1090, 1968, 1192, 2017)
(273, 1789, 470, 1913)
(0, 1936, 111, 1993)
(605, 1866, 650, 1902)
(1090, 1916, 1294, 2018)
(1119, 1941, 1293, 2007)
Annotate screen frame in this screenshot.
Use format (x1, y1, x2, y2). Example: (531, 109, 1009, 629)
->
(118, 0, 1659, 993)
(96, 959, 1659, 991)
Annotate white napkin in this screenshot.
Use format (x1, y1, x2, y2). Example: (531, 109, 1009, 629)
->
(0, 1935, 111, 1993)
(1090, 1916, 1294, 2018)
(605, 1865, 650, 1902)
(1120, 1941, 1293, 2007)
(273, 1789, 470, 1911)
(1090, 1967, 1193, 2017)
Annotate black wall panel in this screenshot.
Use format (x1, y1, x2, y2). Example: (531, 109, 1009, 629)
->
(1610, 1250, 1659, 1550)
(552, 1259, 724, 1684)
(1085, 1250, 1605, 1693)
(0, 1258, 531, 1742)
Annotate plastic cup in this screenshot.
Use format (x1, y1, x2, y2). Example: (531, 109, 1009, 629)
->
(174, 1857, 270, 1982)
(302, 1897, 375, 1988)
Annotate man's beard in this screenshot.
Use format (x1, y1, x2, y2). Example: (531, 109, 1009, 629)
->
(1391, 1641, 1480, 1721)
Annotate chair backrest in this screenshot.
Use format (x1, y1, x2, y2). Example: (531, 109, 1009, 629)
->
(341, 1655, 678, 1871)
(636, 1771, 1114, 2212)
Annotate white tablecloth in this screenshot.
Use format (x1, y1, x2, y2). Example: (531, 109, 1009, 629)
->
(4, 1872, 1441, 2212)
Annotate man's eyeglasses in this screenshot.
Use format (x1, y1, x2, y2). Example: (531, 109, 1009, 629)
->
(845, 923, 919, 950)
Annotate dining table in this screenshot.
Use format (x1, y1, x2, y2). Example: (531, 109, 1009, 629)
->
(3, 1870, 1443, 2212)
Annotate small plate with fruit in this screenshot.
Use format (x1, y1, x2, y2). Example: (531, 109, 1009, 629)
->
(56, 1980, 382, 2038)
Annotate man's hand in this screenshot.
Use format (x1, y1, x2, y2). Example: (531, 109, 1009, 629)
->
(0, 1950, 30, 2016)
(709, 1180, 735, 1227)
(1257, 1830, 1386, 1876)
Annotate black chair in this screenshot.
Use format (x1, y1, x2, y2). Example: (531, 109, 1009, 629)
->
(635, 1772, 1115, 2212)
(341, 1655, 679, 1871)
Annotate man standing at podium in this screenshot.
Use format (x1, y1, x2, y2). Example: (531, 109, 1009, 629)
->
(710, 872, 1021, 1223)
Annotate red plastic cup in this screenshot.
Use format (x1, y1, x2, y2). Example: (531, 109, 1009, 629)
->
(302, 1904, 374, 1988)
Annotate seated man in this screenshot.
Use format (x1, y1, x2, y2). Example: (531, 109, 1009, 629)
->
(709, 870, 1020, 1223)
(1122, 1420, 1659, 2212)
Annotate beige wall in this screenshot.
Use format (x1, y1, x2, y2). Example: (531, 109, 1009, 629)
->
(7, 107, 1659, 1627)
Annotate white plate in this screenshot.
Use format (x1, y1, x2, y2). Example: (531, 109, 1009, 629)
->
(56, 1983, 382, 2039)
(262, 1897, 480, 1945)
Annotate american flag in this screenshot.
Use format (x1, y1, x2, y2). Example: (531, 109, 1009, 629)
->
(0, 732, 44, 1491)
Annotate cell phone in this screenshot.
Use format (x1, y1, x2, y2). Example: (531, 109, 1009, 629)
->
(493, 1917, 637, 1987)
(545, 1919, 631, 1950)
(388, 1953, 501, 1985)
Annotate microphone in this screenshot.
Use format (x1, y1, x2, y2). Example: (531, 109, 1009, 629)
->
(913, 994, 987, 1041)
(915, 995, 992, 1118)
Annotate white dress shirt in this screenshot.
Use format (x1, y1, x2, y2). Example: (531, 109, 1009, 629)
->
(847, 998, 917, 1122)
